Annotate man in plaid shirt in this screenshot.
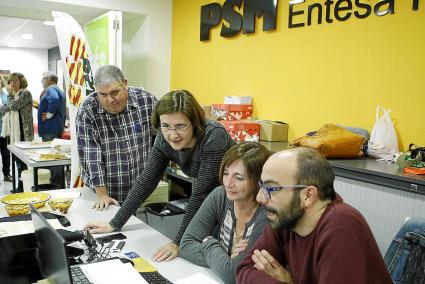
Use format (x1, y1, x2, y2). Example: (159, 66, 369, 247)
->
(76, 65, 157, 210)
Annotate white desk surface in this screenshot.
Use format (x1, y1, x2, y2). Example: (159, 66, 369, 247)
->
(7, 144, 72, 167)
(0, 188, 222, 283)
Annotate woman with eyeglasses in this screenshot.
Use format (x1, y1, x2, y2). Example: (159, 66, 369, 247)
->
(85, 89, 235, 261)
(179, 142, 269, 284)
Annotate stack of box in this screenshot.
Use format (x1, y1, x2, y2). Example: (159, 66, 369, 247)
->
(211, 96, 260, 142)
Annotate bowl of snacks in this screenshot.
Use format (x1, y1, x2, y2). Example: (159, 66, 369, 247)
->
(1, 192, 51, 216)
(48, 198, 73, 213)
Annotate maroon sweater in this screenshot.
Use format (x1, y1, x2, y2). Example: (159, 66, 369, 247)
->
(236, 195, 392, 284)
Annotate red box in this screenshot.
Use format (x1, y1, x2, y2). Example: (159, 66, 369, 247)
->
(219, 120, 260, 142)
(211, 104, 253, 120)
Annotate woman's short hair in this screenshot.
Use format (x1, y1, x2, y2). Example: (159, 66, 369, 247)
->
(219, 142, 270, 197)
(10, 72, 28, 89)
(151, 90, 206, 138)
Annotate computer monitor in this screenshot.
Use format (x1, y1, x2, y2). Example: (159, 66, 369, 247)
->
(30, 203, 72, 284)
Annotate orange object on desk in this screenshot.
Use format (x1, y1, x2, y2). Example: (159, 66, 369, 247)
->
(404, 167, 425, 175)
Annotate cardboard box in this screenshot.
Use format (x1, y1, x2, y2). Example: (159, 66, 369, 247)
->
(219, 120, 260, 142)
(257, 120, 289, 142)
(224, 96, 253, 105)
(211, 104, 253, 120)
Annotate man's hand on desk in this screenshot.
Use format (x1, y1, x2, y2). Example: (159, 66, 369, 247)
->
(83, 221, 115, 234)
(153, 242, 179, 262)
(94, 186, 119, 210)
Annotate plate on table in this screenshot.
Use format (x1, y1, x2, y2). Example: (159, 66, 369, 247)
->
(26, 149, 71, 161)
(15, 141, 52, 149)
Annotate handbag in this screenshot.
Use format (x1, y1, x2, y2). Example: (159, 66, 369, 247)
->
(290, 124, 365, 158)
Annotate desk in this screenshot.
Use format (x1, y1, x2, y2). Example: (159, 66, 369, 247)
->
(0, 188, 222, 283)
(7, 145, 71, 192)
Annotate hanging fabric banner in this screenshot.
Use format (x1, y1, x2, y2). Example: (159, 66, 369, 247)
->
(52, 11, 97, 188)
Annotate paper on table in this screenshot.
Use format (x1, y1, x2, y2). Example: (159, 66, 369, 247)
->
(175, 272, 220, 284)
(0, 219, 63, 238)
(81, 259, 148, 284)
(45, 189, 81, 199)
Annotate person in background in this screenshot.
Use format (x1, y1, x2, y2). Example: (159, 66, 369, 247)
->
(0, 72, 34, 192)
(38, 71, 66, 187)
(84, 89, 235, 262)
(180, 142, 269, 284)
(237, 147, 392, 284)
(0, 78, 12, 183)
(38, 71, 66, 141)
(76, 65, 157, 209)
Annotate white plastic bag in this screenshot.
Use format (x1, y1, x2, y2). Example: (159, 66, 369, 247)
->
(367, 106, 399, 160)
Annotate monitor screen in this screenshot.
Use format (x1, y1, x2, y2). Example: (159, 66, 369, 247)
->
(31, 204, 72, 284)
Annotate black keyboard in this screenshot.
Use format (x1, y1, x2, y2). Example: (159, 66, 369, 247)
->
(140, 271, 173, 284)
(70, 265, 92, 284)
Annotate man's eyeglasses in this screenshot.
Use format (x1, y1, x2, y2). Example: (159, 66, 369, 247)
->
(160, 123, 191, 134)
(258, 180, 308, 199)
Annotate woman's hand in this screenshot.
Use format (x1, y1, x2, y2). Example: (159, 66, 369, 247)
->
(152, 242, 179, 262)
(231, 239, 249, 258)
(83, 221, 115, 234)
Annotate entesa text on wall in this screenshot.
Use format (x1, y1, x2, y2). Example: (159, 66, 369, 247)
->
(200, 0, 421, 41)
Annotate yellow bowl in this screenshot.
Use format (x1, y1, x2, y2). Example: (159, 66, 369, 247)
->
(48, 198, 73, 214)
(5, 204, 31, 216)
(1, 192, 51, 217)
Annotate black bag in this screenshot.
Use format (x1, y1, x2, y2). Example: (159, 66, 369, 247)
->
(408, 144, 425, 161)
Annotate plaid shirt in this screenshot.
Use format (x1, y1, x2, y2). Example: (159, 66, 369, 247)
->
(76, 87, 156, 203)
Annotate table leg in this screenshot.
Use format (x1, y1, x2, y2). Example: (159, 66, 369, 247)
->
(33, 168, 39, 192)
(11, 154, 16, 193)
(62, 166, 66, 189)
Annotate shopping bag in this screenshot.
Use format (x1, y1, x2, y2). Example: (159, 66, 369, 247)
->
(367, 106, 399, 159)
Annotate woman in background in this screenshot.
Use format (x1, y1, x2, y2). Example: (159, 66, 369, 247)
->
(0, 72, 34, 192)
(179, 142, 269, 284)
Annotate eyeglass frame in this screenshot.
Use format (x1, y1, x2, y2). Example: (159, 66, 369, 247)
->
(258, 180, 309, 199)
(160, 123, 191, 134)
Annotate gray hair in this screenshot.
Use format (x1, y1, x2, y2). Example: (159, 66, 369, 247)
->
(93, 65, 125, 87)
(43, 71, 58, 84)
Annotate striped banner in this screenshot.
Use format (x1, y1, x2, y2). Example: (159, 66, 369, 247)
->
(52, 11, 97, 188)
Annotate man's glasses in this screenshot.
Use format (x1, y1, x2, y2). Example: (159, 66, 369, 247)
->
(160, 123, 191, 134)
(258, 180, 308, 199)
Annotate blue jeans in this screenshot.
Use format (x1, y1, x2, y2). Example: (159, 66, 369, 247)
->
(384, 218, 425, 284)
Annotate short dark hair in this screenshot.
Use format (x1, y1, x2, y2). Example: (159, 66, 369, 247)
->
(43, 71, 58, 84)
(219, 142, 270, 197)
(94, 65, 125, 87)
(151, 90, 206, 138)
(294, 147, 335, 201)
(10, 72, 28, 89)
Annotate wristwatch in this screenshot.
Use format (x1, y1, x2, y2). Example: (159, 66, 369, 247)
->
(202, 236, 213, 243)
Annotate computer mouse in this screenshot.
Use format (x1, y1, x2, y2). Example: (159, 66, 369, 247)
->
(119, 257, 134, 266)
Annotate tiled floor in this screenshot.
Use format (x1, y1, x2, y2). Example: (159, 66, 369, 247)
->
(0, 156, 14, 196)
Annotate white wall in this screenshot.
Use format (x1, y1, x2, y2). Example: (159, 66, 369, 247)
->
(0, 47, 48, 127)
(0, 47, 48, 98)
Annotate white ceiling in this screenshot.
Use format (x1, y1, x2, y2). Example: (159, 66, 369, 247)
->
(0, 0, 109, 49)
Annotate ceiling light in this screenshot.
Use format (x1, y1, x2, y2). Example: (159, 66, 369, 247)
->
(44, 21, 55, 26)
(21, 33, 33, 40)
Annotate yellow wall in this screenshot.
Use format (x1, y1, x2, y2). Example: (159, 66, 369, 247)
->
(171, 1, 425, 150)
